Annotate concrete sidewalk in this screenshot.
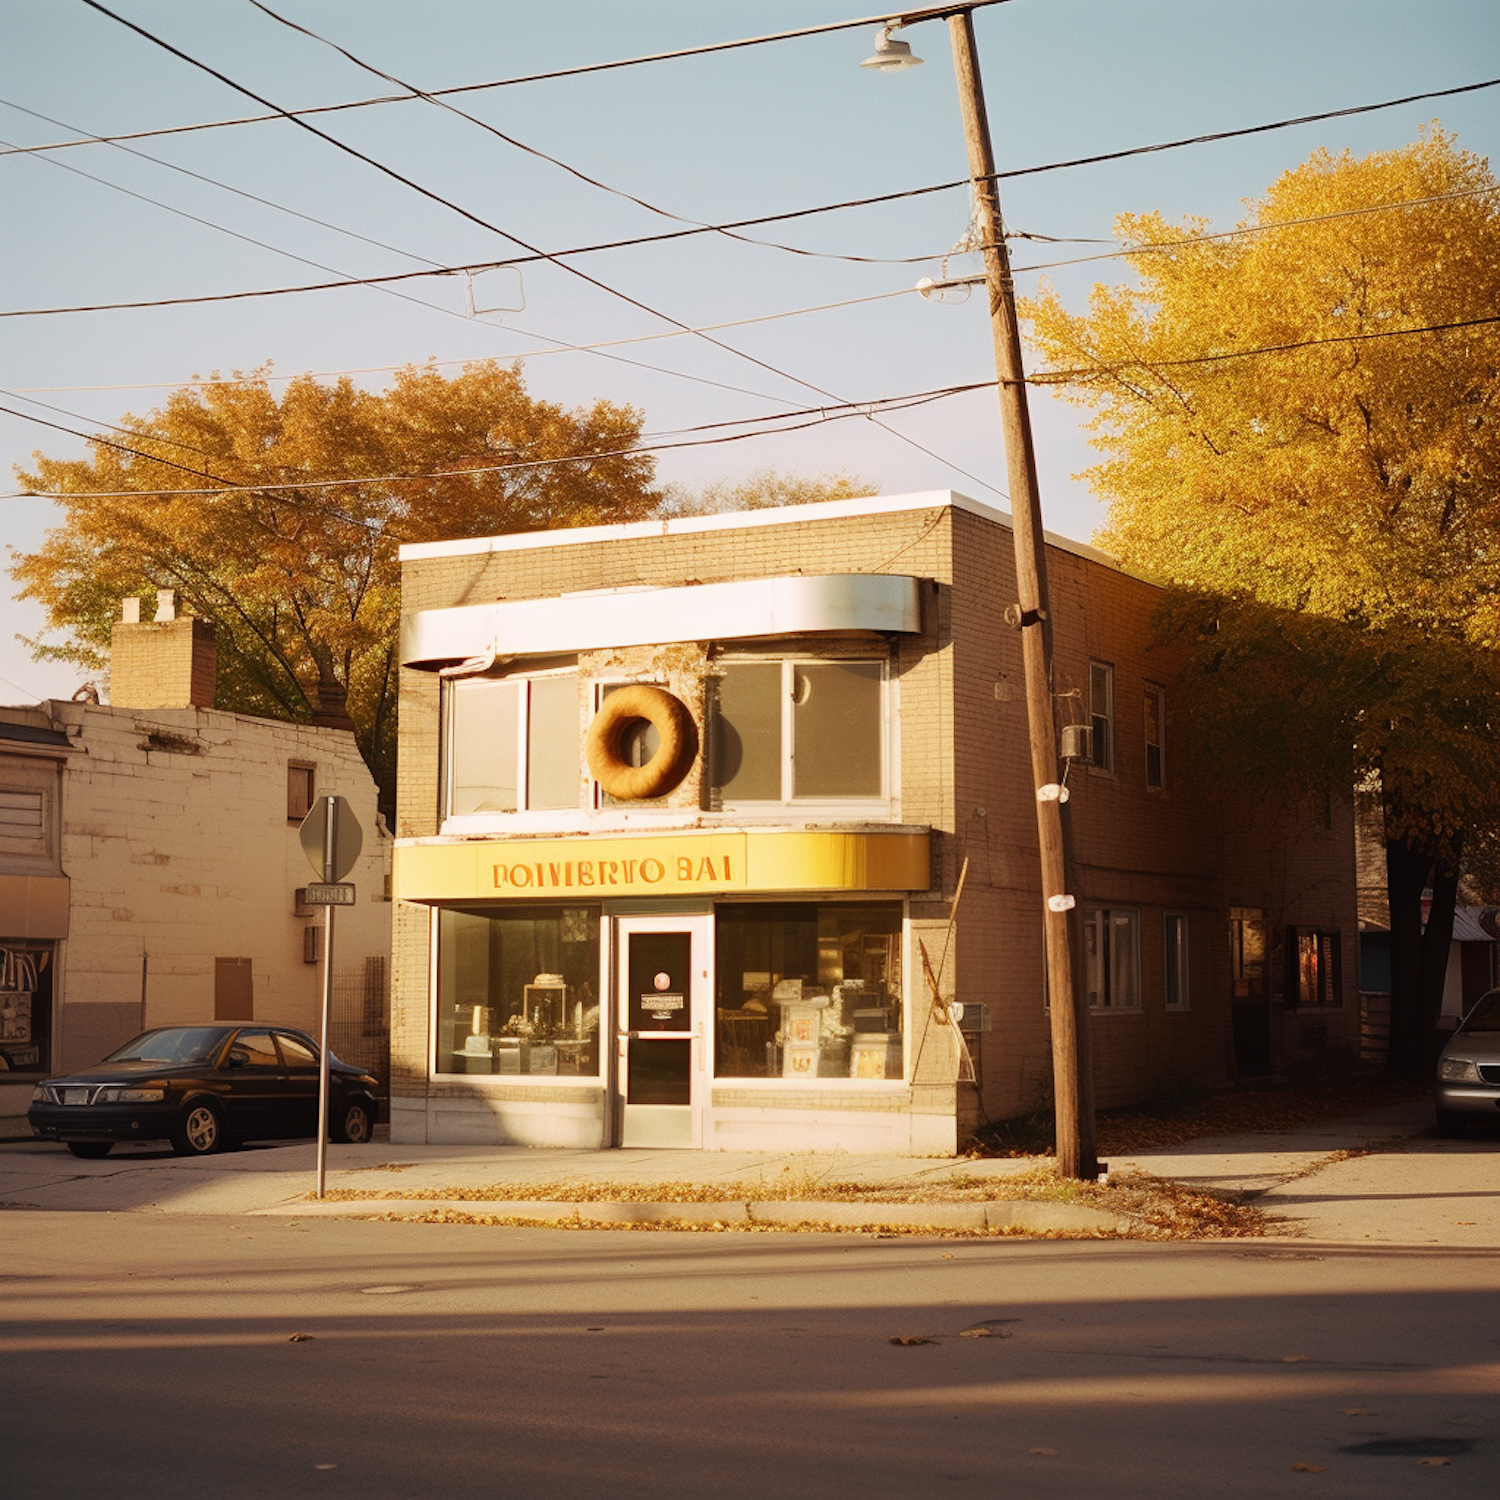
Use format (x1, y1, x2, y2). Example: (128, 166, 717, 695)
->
(1, 1098, 1494, 1244)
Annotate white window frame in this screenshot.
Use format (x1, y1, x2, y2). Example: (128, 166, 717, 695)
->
(711, 655, 897, 821)
(443, 666, 581, 831)
(1164, 912, 1190, 1011)
(1144, 683, 1166, 790)
(1084, 906, 1142, 1011)
(1089, 660, 1115, 773)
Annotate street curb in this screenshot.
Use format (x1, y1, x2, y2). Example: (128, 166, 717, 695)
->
(251, 1196, 1134, 1233)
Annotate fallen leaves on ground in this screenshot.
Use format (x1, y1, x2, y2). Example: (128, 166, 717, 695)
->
(312, 1164, 1267, 1239)
(1417, 1458, 1451, 1467)
(890, 1335, 934, 1346)
(1290, 1462, 1325, 1472)
(1092, 1080, 1428, 1155)
(287, 1332, 314, 1342)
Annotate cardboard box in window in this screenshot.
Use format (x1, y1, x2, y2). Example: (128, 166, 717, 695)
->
(850, 1034, 902, 1080)
(779, 1001, 824, 1046)
(782, 1041, 820, 1079)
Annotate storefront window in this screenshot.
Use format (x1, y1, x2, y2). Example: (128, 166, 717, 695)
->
(436, 906, 601, 1077)
(446, 669, 579, 816)
(711, 659, 886, 805)
(0, 941, 53, 1073)
(714, 904, 902, 1080)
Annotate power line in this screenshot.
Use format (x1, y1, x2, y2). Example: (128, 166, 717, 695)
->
(10, 177, 1492, 323)
(10, 306, 1492, 501)
(241, 0, 938, 269)
(3, 100, 803, 408)
(7, 2, 1012, 157)
(1031, 312, 1500, 382)
(1008, 185, 1500, 277)
(3, 378, 1001, 501)
(99, 0, 996, 497)
(0, 96, 445, 271)
(6, 9, 1490, 166)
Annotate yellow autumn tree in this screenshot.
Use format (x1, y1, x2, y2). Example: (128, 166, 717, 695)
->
(13, 361, 660, 815)
(1021, 128, 1500, 1078)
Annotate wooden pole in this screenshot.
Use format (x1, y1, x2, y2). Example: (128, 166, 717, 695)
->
(945, 9, 1097, 1179)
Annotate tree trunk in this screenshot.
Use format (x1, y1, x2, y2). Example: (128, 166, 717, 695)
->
(1384, 823, 1463, 1082)
(1384, 832, 1429, 1081)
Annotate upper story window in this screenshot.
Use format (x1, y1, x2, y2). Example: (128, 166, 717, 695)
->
(446, 668, 580, 817)
(286, 762, 316, 822)
(1144, 685, 1166, 789)
(1088, 661, 1114, 772)
(710, 658, 889, 809)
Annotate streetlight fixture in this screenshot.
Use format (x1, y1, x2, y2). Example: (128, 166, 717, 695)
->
(860, 24, 923, 71)
(867, 9, 1098, 1181)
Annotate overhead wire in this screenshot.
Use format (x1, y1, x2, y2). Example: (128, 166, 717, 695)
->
(242, 0, 941, 268)
(8, 307, 1493, 502)
(1029, 312, 1500, 382)
(6, 1, 1013, 156)
(8, 180, 1493, 321)
(93, 0, 997, 496)
(2, 377, 1004, 502)
(2, 97, 803, 406)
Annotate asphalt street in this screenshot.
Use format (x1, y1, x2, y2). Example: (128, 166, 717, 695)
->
(4, 1208, 1497, 1499)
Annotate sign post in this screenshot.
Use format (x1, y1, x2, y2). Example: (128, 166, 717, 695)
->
(298, 794, 362, 1200)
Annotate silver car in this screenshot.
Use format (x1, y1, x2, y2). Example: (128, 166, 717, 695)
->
(1436, 989, 1500, 1137)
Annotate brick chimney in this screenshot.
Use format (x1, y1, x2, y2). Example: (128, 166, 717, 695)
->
(109, 591, 217, 709)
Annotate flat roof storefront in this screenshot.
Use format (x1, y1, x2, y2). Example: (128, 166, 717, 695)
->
(395, 830, 955, 1154)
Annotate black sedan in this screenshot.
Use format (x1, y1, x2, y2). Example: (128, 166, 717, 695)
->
(28, 1023, 380, 1158)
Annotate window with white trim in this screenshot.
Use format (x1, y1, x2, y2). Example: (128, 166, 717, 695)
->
(1089, 661, 1114, 772)
(1084, 906, 1140, 1009)
(709, 658, 889, 809)
(1164, 913, 1190, 1010)
(445, 668, 580, 816)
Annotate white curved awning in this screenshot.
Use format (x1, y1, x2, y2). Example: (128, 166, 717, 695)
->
(399, 573, 924, 670)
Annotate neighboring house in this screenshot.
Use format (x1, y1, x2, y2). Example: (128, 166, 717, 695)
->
(389, 489, 1357, 1154)
(0, 593, 392, 1126)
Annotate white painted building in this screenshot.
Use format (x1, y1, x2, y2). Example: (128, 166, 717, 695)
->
(0, 597, 391, 1124)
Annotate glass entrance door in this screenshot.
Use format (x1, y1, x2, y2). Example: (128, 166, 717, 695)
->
(616, 915, 711, 1148)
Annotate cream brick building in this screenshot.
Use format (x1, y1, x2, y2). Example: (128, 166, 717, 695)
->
(0, 599, 391, 1123)
(391, 491, 1357, 1154)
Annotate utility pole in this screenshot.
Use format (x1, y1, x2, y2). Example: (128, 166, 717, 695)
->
(945, 8, 1097, 1179)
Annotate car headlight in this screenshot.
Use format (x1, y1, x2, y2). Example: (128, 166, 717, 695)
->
(31, 1085, 53, 1105)
(93, 1086, 166, 1103)
(1438, 1057, 1481, 1083)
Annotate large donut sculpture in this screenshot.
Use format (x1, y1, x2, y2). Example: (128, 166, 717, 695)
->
(585, 685, 697, 800)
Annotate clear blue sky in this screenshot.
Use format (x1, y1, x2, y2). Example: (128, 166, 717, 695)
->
(2, 0, 1496, 701)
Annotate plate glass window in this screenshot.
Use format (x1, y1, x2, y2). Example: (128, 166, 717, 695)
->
(714, 904, 903, 1079)
(1089, 662, 1114, 772)
(436, 905, 601, 1077)
(1084, 907, 1140, 1009)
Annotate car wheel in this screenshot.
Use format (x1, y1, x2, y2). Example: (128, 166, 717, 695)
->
(1436, 1109, 1468, 1139)
(333, 1097, 374, 1145)
(170, 1100, 225, 1156)
(66, 1141, 113, 1159)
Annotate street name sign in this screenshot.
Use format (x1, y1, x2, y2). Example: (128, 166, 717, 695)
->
(304, 882, 356, 907)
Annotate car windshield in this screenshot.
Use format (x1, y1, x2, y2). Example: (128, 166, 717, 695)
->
(103, 1027, 225, 1064)
(1459, 992, 1500, 1033)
